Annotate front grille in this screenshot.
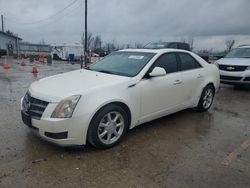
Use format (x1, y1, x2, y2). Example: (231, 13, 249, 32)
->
(219, 65, 247, 72)
(220, 75, 242, 81)
(22, 92, 49, 120)
(244, 77, 250, 81)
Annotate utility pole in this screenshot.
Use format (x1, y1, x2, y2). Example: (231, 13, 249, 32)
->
(84, 0, 88, 68)
(1, 15, 4, 32)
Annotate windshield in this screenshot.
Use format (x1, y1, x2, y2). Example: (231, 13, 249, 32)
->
(144, 42, 170, 49)
(225, 48, 250, 58)
(89, 51, 156, 77)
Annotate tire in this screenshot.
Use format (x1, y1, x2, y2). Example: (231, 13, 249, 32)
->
(196, 85, 215, 112)
(87, 104, 129, 149)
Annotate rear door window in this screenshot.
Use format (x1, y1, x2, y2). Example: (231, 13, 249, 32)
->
(178, 53, 202, 71)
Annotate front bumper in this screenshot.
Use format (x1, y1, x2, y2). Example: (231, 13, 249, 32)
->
(21, 98, 90, 146)
(219, 70, 250, 85)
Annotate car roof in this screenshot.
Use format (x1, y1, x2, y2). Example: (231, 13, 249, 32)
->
(119, 48, 191, 54)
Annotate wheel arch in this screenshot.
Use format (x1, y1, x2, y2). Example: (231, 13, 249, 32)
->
(206, 82, 216, 91)
(194, 81, 216, 107)
(87, 101, 132, 133)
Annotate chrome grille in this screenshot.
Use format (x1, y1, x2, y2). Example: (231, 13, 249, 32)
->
(244, 77, 250, 81)
(22, 92, 49, 120)
(220, 75, 242, 81)
(219, 65, 247, 72)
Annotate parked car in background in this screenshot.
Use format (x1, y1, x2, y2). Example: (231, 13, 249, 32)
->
(21, 49, 219, 149)
(144, 42, 210, 62)
(216, 45, 250, 86)
(144, 42, 191, 51)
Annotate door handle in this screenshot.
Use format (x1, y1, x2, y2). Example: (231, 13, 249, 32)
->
(173, 80, 182, 85)
(197, 74, 203, 78)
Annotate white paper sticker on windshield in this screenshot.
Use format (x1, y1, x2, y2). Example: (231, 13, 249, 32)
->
(128, 55, 144, 60)
(156, 44, 165, 47)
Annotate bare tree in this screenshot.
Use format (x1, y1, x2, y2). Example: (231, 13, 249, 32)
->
(180, 37, 186, 43)
(81, 32, 94, 51)
(135, 43, 143, 48)
(40, 38, 46, 45)
(5, 29, 14, 36)
(93, 35, 102, 50)
(126, 44, 131, 49)
(225, 39, 235, 52)
(187, 37, 194, 51)
(103, 42, 116, 53)
(119, 44, 125, 50)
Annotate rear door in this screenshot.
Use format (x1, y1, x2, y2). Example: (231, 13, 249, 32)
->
(177, 52, 205, 104)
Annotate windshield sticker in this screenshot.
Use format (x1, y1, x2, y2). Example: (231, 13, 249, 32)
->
(128, 55, 144, 60)
(156, 44, 165, 47)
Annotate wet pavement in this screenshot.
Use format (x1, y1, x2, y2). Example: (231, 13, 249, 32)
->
(0, 57, 250, 188)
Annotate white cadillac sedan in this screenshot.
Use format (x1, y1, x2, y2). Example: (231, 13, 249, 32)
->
(21, 49, 219, 149)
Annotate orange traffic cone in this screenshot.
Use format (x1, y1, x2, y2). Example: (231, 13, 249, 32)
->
(32, 64, 38, 74)
(3, 57, 10, 69)
(3, 62, 10, 69)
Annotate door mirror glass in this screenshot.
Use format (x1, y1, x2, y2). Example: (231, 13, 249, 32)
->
(149, 67, 167, 77)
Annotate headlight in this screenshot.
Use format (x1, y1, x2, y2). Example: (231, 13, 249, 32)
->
(246, 66, 250, 70)
(51, 95, 81, 118)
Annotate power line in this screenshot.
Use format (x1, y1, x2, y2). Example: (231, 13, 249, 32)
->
(7, 3, 82, 31)
(4, 0, 79, 25)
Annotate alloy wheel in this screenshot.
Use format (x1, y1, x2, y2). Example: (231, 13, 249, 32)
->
(202, 88, 213, 109)
(97, 111, 125, 145)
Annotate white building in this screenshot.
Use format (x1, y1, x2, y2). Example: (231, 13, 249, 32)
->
(0, 31, 22, 57)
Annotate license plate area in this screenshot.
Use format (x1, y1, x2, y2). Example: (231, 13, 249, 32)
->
(21, 111, 39, 131)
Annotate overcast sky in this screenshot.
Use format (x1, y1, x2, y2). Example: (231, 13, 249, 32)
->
(1, 0, 250, 51)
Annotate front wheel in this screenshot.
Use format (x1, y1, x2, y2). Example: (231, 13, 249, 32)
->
(196, 85, 215, 112)
(87, 104, 129, 149)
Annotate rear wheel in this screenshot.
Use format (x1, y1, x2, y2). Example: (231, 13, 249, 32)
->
(87, 104, 129, 149)
(196, 85, 215, 112)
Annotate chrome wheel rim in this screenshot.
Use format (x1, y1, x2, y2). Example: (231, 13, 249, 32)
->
(202, 88, 213, 109)
(98, 111, 125, 145)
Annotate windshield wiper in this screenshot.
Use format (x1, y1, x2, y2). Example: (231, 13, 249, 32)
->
(96, 70, 116, 75)
(93, 69, 131, 77)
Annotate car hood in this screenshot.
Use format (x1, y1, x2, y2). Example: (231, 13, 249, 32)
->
(216, 58, 250, 66)
(29, 69, 130, 102)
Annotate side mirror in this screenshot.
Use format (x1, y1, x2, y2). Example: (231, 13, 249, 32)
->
(149, 67, 167, 77)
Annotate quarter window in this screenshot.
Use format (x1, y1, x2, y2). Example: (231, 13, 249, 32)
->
(179, 53, 201, 71)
